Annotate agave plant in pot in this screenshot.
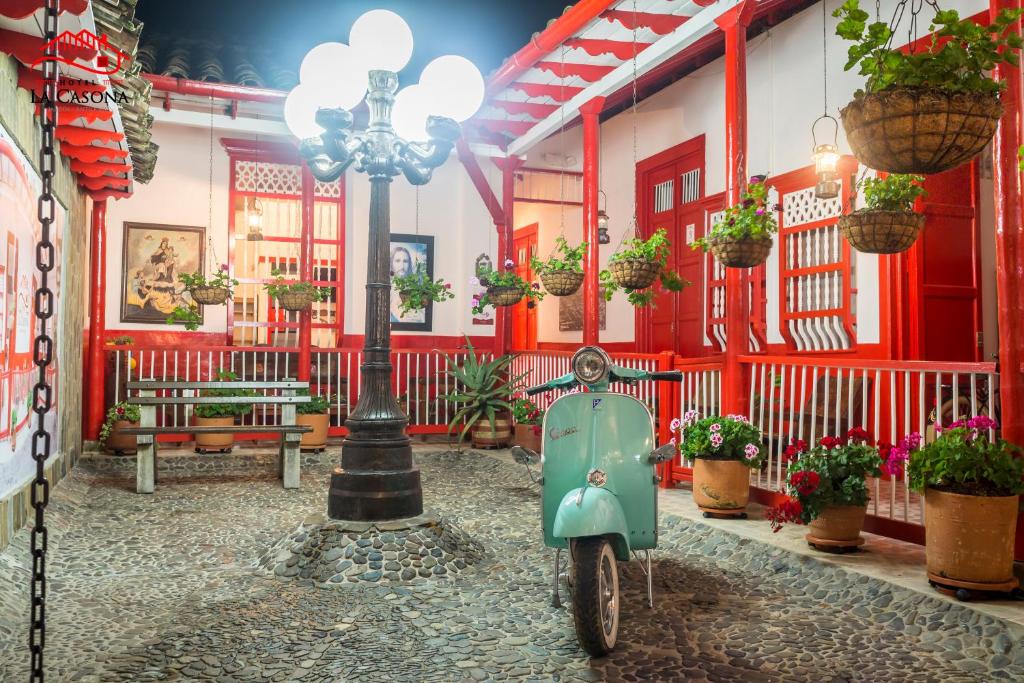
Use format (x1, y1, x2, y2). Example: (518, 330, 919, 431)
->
(264, 267, 331, 312)
(444, 338, 527, 448)
(834, 0, 1023, 174)
(511, 397, 544, 452)
(99, 401, 141, 455)
(676, 411, 763, 518)
(693, 181, 777, 268)
(192, 370, 257, 453)
(531, 236, 587, 296)
(472, 259, 544, 314)
(907, 415, 1024, 595)
(840, 173, 926, 254)
(392, 263, 454, 315)
(599, 228, 688, 307)
(296, 390, 331, 452)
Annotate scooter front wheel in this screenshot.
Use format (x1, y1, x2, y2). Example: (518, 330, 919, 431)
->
(571, 537, 619, 657)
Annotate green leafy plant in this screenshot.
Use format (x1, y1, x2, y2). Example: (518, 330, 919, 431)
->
(599, 228, 689, 307)
(106, 335, 135, 345)
(296, 388, 331, 415)
(99, 401, 141, 443)
(858, 173, 926, 212)
(193, 370, 258, 419)
(443, 337, 528, 444)
(392, 263, 454, 316)
(264, 267, 331, 302)
(834, 0, 1023, 97)
(693, 182, 777, 251)
(471, 261, 545, 315)
(908, 415, 1024, 496)
(179, 264, 238, 294)
(530, 236, 587, 275)
(673, 411, 764, 468)
(512, 397, 544, 425)
(166, 304, 202, 331)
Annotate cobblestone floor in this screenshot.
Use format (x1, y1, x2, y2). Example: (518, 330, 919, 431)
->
(1, 448, 1023, 682)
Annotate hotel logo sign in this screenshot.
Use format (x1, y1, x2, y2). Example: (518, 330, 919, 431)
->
(29, 29, 132, 105)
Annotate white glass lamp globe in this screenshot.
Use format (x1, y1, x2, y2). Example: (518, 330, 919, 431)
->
(391, 85, 432, 141)
(419, 55, 485, 122)
(349, 9, 414, 73)
(284, 84, 326, 139)
(299, 42, 369, 110)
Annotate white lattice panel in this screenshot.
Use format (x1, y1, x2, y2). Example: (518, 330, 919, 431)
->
(782, 183, 843, 228)
(235, 161, 340, 199)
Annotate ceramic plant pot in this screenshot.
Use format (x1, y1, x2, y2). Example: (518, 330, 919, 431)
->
(105, 420, 139, 455)
(514, 423, 542, 452)
(297, 413, 330, 450)
(194, 416, 235, 451)
(806, 505, 868, 551)
(924, 488, 1019, 586)
(692, 458, 750, 514)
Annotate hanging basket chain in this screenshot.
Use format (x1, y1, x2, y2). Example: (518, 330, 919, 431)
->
(30, 0, 59, 679)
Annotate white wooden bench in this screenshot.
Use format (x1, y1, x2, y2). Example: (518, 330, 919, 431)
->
(122, 379, 313, 494)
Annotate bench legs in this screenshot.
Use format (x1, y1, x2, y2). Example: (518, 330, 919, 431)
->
(137, 436, 156, 494)
(280, 434, 301, 489)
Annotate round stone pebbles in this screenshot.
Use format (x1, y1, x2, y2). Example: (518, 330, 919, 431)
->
(259, 511, 485, 585)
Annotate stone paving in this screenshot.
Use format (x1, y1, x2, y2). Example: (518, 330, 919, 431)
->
(1, 447, 1023, 682)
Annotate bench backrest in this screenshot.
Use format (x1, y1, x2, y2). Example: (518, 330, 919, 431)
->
(125, 380, 311, 406)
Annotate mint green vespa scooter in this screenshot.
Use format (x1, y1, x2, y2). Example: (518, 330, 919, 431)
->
(512, 346, 681, 656)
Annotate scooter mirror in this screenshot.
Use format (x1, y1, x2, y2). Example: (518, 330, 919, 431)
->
(512, 445, 539, 466)
(648, 442, 677, 465)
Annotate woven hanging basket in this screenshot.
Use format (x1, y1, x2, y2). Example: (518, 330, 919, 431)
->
(398, 291, 430, 310)
(609, 258, 660, 290)
(709, 235, 773, 269)
(277, 290, 316, 311)
(190, 286, 229, 306)
(539, 269, 584, 296)
(487, 286, 524, 307)
(840, 87, 1002, 175)
(838, 210, 925, 254)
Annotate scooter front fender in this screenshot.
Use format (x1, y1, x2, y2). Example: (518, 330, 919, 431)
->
(553, 487, 630, 560)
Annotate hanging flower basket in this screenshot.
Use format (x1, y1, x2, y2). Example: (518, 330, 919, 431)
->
(608, 258, 660, 290)
(838, 210, 925, 254)
(487, 285, 524, 307)
(539, 269, 584, 297)
(840, 87, 1002, 175)
(190, 286, 230, 306)
(277, 290, 317, 311)
(709, 235, 773, 269)
(398, 291, 431, 310)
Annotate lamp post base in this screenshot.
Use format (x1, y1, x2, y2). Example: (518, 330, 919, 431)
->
(328, 436, 423, 520)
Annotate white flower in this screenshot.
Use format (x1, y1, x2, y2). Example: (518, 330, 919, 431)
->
(670, 418, 681, 431)
(709, 423, 721, 433)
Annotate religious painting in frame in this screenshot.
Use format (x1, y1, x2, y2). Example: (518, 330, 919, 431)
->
(120, 222, 205, 326)
(558, 287, 607, 332)
(389, 234, 434, 331)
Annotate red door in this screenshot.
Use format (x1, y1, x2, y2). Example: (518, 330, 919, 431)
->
(638, 136, 706, 355)
(907, 162, 983, 361)
(512, 224, 538, 350)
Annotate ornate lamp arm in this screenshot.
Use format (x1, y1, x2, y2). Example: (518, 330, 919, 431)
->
(299, 137, 353, 182)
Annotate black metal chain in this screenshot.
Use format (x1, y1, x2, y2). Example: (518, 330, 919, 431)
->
(31, 0, 59, 679)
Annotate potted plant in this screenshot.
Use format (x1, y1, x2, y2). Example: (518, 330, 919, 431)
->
(692, 181, 777, 268)
(598, 228, 688, 306)
(393, 263, 455, 315)
(531, 236, 587, 296)
(834, 0, 1022, 174)
(907, 415, 1024, 593)
(166, 265, 239, 331)
(675, 411, 763, 518)
(99, 401, 141, 455)
(766, 428, 910, 550)
(193, 370, 256, 453)
(265, 267, 331, 312)
(295, 390, 331, 452)
(471, 259, 545, 314)
(512, 397, 544, 452)
(840, 173, 926, 254)
(444, 338, 527, 448)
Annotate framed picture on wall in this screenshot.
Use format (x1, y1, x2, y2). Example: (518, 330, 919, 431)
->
(389, 234, 434, 332)
(120, 222, 206, 326)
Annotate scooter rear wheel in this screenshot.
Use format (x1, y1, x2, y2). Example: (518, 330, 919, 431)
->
(571, 537, 619, 656)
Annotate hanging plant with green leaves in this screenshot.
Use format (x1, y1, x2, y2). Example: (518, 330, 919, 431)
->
(839, 173, 927, 254)
(834, 0, 1023, 174)
(600, 228, 688, 307)
(167, 265, 239, 330)
(393, 263, 454, 315)
(264, 267, 331, 312)
(531, 236, 587, 296)
(471, 260, 545, 314)
(692, 181, 777, 268)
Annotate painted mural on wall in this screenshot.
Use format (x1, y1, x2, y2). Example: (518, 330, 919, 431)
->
(389, 233, 433, 332)
(120, 222, 204, 325)
(559, 288, 606, 332)
(0, 125, 65, 500)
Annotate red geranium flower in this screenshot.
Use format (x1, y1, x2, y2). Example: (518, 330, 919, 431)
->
(782, 439, 807, 464)
(767, 498, 804, 532)
(789, 470, 821, 496)
(819, 436, 841, 450)
(846, 427, 870, 443)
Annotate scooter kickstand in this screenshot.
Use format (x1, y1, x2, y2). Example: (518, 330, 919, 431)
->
(633, 549, 655, 608)
(551, 548, 562, 608)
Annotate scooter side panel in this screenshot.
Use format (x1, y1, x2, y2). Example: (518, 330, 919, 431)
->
(541, 392, 657, 552)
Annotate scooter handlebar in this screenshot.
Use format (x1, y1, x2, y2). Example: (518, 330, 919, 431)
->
(525, 384, 549, 396)
(647, 371, 683, 382)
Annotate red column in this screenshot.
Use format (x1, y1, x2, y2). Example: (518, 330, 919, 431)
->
(493, 156, 523, 356)
(581, 96, 605, 346)
(86, 199, 107, 440)
(298, 164, 314, 381)
(716, 1, 754, 415)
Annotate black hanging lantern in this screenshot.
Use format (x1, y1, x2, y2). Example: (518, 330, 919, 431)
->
(597, 190, 611, 244)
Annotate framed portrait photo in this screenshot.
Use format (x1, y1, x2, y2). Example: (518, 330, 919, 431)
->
(389, 234, 434, 332)
(120, 222, 205, 326)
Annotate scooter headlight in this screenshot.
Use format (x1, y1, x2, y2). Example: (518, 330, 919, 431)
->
(587, 468, 607, 488)
(571, 346, 611, 385)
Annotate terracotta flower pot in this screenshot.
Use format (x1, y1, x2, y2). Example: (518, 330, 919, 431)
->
(105, 420, 139, 455)
(924, 488, 1019, 585)
(807, 505, 867, 544)
(471, 416, 512, 448)
(514, 423, 542, 452)
(194, 415, 235, 451)
(692, 458, 750, 512)
(297, 413, 329, 450)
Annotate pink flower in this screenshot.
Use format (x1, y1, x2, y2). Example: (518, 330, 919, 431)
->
(726, 414, 749, 423)
(744, 443, 759, 460)
(710, 433, 723, 448)
(669, 437, 677, 446)
(444, 283, 452, 289)
(220, 264, 228, 271)
(470, 276, 480, 286)
(504, 258, 515, 268)
(670, 418, 681, 431)
(709, 423, 721, 433)
(967, 415, 998, 431)
(682, 410, 699, 426)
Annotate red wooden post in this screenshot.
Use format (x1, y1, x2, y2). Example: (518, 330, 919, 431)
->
(86, 199, 107, 440)
(580, 96, 606, 346)
(493, 156, 523, 356)
(656, 350, 677, 488)
(298, 164, 314, 381)
(716, 1, 754, 415)
(990, 0, 1024, 558)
